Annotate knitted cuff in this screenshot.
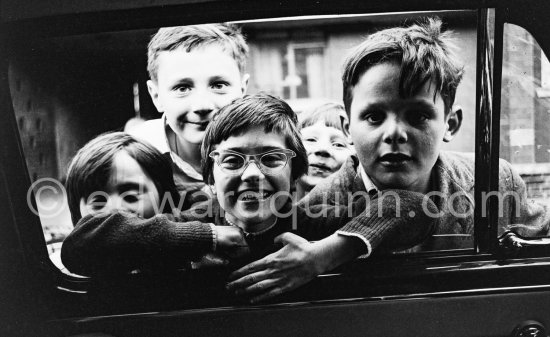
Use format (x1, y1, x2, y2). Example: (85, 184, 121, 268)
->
(167, 220, 215, 255)
(339, 214, 397, 252)
(335, 230, 372, 258)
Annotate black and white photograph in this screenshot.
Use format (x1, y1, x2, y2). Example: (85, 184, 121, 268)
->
(2, 1, 550, 336)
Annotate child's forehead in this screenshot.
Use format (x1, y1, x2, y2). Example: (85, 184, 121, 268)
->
(353, 62, 445, 111)
(107, 152, 150, 185)
(160, 43, 240, 67)
(155, 44, 244, 81)
(302, 121, 347, 138)
(215, 126, 288, 150)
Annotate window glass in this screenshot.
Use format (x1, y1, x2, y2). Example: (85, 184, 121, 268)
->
(9, 10, 478, 274)
(498, 23, 550, 238)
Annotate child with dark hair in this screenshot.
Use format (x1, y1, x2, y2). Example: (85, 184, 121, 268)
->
(296, 102, 354, 199)
(338, 17, 549, 247)
(128, 23, 249, 195)
(65, 131, 181, 224)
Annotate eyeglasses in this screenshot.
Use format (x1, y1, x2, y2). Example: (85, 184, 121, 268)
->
(209, 149, 296, 176)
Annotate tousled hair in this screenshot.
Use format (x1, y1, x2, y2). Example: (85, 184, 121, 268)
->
(147, 23, 249, 82)
(298, 102, 350, 138)
(342, 17, 464, 115)
(66, 132, 180, 223)
(201, 93, 308, 184)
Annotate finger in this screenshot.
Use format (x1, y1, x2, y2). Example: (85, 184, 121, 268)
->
(250, 286, 288, 304)
(228, 258, 268, 281)
(227, 270, 270, 291)
(274, 232, 307, 246)
(239, 278, 279, 297)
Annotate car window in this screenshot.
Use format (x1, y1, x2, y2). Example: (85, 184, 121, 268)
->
(501, 23, 550, 200)
(498, 22, 550, 238)
(9, 10, 478, 273)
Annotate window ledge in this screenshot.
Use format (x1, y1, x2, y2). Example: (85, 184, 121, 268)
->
(513, 162, 550, 175)
(536, 87, 550, 98)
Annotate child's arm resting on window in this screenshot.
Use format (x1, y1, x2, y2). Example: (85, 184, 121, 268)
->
(61, 211, 248, 276)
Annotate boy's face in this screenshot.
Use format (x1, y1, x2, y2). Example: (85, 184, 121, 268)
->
(148, 45, 248, 144)
(348, 61, 459, 193)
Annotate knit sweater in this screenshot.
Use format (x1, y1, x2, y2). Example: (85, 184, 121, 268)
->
(61, 191, 437, 276)
(303, 152, 550, 251)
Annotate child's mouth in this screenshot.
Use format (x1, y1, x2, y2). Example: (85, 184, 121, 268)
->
(237, 190, 273, 202)
(179, 120, 210, 130)
(379, 153, 412, 166)
(309, 163, 333, 176)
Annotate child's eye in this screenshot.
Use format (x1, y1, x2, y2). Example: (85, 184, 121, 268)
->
(89, 195, 107, 210)
(304, 137, 317, 143)
(332, 142, 347, 148)
(408, 111, 430, 124)
(123, 194, 139, 203)
(220, 154, 244, 169)
(364, 111, 385, 124)
(174, 85, 191, 94)
(211, 82, 229, 91)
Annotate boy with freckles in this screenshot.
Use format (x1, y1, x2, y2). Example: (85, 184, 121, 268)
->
(129, 23, 249, 197)
(228, 17, 550, 301)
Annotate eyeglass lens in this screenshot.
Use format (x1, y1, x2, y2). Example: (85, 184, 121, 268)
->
(217, 151, 290, 174)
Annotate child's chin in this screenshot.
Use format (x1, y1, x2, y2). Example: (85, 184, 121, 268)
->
(378, 176, 413, 190)
(180, 127, 206, 144)
(301, 175, 324, 188)
(236, 209, 273, 224)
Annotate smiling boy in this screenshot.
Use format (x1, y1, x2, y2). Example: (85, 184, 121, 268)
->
(129, 23, 249, 196)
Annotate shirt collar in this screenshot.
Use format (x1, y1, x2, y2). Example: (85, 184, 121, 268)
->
(162, 115, 204, 181)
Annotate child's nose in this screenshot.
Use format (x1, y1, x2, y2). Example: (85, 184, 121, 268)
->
(382, 117, 408, 144)
(100, 195, 119, 214)
(313, 146, 331, 158)
(189, 90, 215, 116)
(240, 160, 264, 181)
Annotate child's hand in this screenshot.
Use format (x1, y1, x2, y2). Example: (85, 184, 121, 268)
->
(226, 232, 324, 303)
(216, 226, 250, 258)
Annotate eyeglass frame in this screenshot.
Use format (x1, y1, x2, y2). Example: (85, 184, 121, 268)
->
(208, 149, 296, 176)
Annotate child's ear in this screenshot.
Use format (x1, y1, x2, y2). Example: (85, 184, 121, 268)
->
(240, 74, 250, 95)
(146, 80, 164, 113)
(443, 105, 463, 142)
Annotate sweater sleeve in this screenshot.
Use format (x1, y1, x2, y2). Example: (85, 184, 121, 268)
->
(296, 190, 438, 257)
(61, 211, 214, 276)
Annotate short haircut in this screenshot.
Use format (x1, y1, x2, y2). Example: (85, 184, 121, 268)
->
(342, 17, 464, 115)
(147, 23, 249, 82)
(298, 102, 350, 138)
(66, 132, 180, 223)
(201, 93, 308, 184)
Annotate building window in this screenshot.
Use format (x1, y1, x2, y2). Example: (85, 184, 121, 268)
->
(282, 43, 326, 100)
